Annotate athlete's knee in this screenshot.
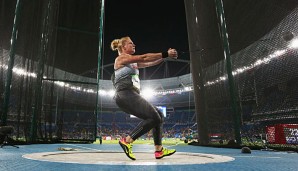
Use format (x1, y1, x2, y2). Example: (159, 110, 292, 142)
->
(153, 112, 163, 124)
(147, 116, 162, 127)
(156, 109, 164, 123)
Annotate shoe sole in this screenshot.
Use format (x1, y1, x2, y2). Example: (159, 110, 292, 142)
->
(119, 141, 136, 160)
(155, 150, 176, 159)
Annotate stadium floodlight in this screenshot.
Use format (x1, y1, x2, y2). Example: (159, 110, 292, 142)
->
(289, 38, 298, 49)
(184, 86, 192, 91)
(108, 90, 115, 97)
(205, 48, 289, 86)
(98, 89, 107, 95)
(84, 88, 95, 93)
(54, 81, 65, 87)
(141, 88, 155, 99)
(6, 66, 37, 77)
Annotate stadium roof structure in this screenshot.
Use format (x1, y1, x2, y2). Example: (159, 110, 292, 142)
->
(0, 49, 194, 109)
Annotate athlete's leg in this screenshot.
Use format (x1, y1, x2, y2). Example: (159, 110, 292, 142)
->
(151, 108, 176, 158)
(115, 90, 163, 141)
(115, 89, 175, 160)
(152, 108, 164, 151)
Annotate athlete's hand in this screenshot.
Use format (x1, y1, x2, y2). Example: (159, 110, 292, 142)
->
(167, 48, 178, 59)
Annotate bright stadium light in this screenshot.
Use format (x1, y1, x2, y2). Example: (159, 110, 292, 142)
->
(108, 90, 115, 97)
(98, 89, 107, 95)
(5, 66, 37, 77)
(84, 88, 95, 93)
(205, 48, 289, 86)
(289, 38, 298, 49)
(184, 86, 192, 91)
(54, 81, 65, 87)
(141, 88, 155, 99)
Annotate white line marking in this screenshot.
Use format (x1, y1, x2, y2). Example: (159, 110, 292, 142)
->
(23, 151, 235, 165)
(234, 156, 281, 159)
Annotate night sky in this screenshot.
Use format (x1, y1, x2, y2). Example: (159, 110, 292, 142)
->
(55, 0, 189, 79)
(103, 0, 189, 79)
(104, 0, 190, 79)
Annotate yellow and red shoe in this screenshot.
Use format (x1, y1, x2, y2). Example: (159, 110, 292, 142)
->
(155, 147, 176, 159)
(119, 138, 136, 160)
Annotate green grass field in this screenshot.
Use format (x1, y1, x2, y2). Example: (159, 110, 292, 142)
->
(94, 138, 188, 146)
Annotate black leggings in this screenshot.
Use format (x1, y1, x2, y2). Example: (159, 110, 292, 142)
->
(114, 89, 164, 145)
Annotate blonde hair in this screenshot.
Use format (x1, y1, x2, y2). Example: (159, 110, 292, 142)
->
(110, 36, 131, 52)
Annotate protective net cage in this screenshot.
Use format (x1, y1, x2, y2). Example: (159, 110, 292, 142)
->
(0, 0, 195, 144)
(196, 1, 298, 149)
(0, 0, 104, 143)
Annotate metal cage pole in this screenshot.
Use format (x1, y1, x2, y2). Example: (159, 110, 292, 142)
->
(214, 0, 242, 145)
(95, 0, 105, 141)
(30, 0, 51, 142)
(1, 0, 22, 126)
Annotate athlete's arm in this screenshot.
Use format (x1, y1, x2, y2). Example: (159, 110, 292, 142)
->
(114, 49, 177, 69)
(137, 58, 164, 68)
(137, 48, 178, 68)
(115, 53, 163, 69)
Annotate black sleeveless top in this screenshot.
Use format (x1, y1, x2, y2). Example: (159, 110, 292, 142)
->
(112, 63, 140, 93)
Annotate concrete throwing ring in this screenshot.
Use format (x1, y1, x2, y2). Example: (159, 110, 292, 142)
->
(23, 151, 235, 165)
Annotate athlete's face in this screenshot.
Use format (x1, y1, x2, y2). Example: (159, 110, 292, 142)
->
(123, 38, 136, 55)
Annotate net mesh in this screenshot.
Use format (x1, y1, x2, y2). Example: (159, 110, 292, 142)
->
(201, 3, 298, 148)
(0, 0, 102, 142)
